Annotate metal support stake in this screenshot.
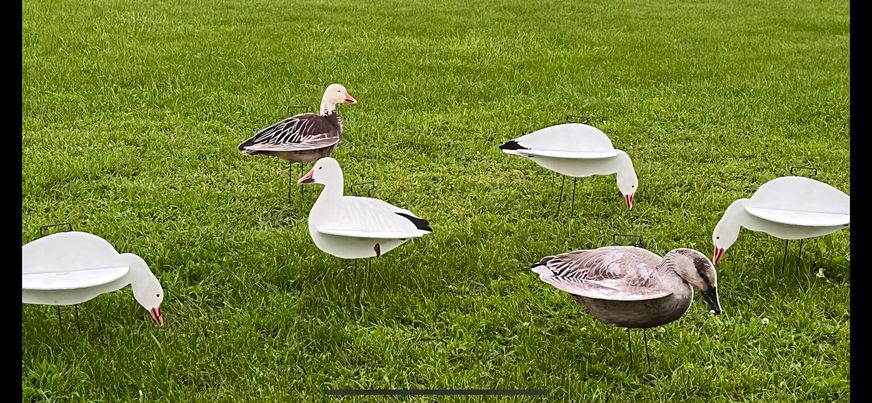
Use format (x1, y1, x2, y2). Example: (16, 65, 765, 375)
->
(643, 328, 652, 372)
(570, 178, 578, 217)
(781, 240, 790, 272)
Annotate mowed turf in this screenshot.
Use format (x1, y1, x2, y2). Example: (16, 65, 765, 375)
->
(22, 0, 849, 400)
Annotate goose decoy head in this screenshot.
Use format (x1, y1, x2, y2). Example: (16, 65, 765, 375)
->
(711, 216, 740, 265)
(667, 248, 722, 315)
(616, 169, 638, 210)
(298, 157, 343, 185)
(324, 83, 357, 105)
(132, 275, 165, 326)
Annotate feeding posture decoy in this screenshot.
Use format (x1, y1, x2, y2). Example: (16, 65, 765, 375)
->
(22, 231, 165, 328)
(299, 157, 432, 260)
(238, 83, 357, 204)
(711, 175, 849, 269)
(500, 123, 638, 215)
(531, 246, 722, 370)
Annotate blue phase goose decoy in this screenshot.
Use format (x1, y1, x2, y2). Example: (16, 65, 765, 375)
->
(532, 246, 722, 370)
(712, 175, 850, 269)
(238, 83, 357, 203)
(500, 123, 638, 215)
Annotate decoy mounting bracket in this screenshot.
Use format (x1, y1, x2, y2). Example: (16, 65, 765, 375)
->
(39, 222, 73, 237)
(789, 165, 818, 178)
(612, 233, 643, 248)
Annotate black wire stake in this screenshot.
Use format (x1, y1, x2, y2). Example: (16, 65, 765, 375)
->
(613, 234, 644, 248)
(796, 239, 805, 269)
(570, 178, 578, 217)
(350, 181, 376, 198)
(556, 176, 566, 216)
(283, 105, 309, 206)
(643, 329, 652, 372)
(75, 305, 81, 333)
(300, 162, 306, 200)
(288, 161, 294, 204)
(789, 165, 818, 178)
(39, 224, 75, 331)
(350, 181, 377, 279)
(627, 328, 633, 367)
(39, 223, 73, 237)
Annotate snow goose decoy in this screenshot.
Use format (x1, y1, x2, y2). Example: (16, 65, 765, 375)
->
(298, 157, 432, 260)
(711, 175, 850, 269)
(499, 123, 638, 215)
(238, 83, 357, 204)
(532, 246, 722, 370)
(22, 231, 165, 327)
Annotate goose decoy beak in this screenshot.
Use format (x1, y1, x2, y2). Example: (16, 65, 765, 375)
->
(344, 93, 358, 104)
(624, 194, 635, 210)
(298, 169, 315, 184)
(149, 306, 164, 326)
(702, 287, 722, 315)
(713, 247, 725, 265)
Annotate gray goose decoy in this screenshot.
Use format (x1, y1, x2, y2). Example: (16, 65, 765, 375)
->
(531, 246, 722, 370)
(238, 83, 357, 203)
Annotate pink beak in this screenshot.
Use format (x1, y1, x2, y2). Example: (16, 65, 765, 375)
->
(713, 247, 725, 265)
(298, 168, 315, 184)
(344, 93, 357, 104)
(624, 194, 635, 210)
(149, 306, 164, 326)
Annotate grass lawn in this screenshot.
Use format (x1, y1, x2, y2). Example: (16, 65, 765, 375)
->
(22, 0, 849, 400)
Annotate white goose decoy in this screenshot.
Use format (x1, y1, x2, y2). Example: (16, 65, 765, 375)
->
(500, 123, 639, 211)
(298, 157, 432, 259)
(712, 176, 850, 265)
(238, 83, 357, 203)
(22, 231, 164, 326)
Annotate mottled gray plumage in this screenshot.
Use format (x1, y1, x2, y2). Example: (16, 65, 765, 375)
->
(532, 246, 721, 328)
(238, 111, 343, 163)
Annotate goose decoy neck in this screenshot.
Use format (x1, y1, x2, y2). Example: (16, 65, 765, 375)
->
(121, 253, 165, 326)
(659, 249, 707, 282)
(712, 199, 750, 263)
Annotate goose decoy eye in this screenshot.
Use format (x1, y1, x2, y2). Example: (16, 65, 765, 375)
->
(156, 294, 160, 297)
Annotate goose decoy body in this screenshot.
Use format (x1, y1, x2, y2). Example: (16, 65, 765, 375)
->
(22, 231, 165, 326)
(500, 123, 638, 212)
(711, 176, 849, 265)
(532, 246, 721, 328)
(532, 246, 721, 370)
(238, 83, 357, 203)
(298, 157, 432, 259)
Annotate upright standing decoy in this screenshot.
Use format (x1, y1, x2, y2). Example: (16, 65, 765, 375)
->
(238, 83, 357, 203)
(298, 157, 432, 260)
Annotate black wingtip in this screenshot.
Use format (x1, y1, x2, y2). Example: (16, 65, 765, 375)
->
(396, 213, 432, 232)
(499, 140, 527, 151)
(530, 256, 554, 268)
(237, 138, 254, 152)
